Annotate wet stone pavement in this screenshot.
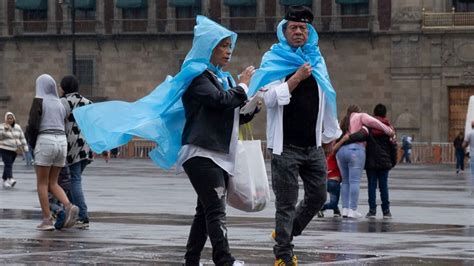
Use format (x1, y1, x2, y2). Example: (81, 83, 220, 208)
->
(1, 159, 473, 265)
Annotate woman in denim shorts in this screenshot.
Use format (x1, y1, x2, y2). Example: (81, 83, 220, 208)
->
(26, 74, 79, 231)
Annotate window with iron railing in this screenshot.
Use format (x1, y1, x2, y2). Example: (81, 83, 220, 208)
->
(122, 7, 148, 32)
(339, 2, 370, 29)
(75, 9, 96, 33)
(175, 6, 201, 32)
(228, 5, 257, 31)
(22, 9, 48, 32)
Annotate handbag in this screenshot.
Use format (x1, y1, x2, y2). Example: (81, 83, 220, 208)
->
(7, 127, 24, 154)
(227, 124, 271, 212)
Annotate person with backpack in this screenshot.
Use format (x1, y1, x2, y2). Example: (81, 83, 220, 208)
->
(400, 135, 412, 163)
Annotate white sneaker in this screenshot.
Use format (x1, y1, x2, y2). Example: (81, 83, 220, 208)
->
(3, 180, 11, 189)
(8, 178, 16, 188)
(342, 208, 349, 217)
(233, 260, 245, 266)
(348, 209, 363, 218)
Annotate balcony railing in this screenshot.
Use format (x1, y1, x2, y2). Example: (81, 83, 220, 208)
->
(10, 15, 375, 36)
(422, 9, 474, 29)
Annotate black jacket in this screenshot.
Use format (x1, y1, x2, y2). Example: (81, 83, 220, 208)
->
(365, 131, 397, 171)
(181, 70, 249, 153)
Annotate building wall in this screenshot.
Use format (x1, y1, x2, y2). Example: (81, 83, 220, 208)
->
(1, 0, 473, 143)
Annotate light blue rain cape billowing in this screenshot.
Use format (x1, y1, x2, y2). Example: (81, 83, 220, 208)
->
(72, 16, 237, 169)
(248, 19, 337, 116)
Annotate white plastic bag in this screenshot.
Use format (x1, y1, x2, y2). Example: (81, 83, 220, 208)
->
(227, 140, 270, 212)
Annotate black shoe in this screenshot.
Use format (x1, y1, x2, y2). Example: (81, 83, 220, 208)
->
(74, 218, 90, 229)
(383, 210, 392, 219)
(333, 209, 341, 217)
(365, 210, 376, 219)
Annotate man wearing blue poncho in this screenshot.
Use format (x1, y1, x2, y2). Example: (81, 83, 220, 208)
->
(248, 6, 342, 266)
(73, 16, 255, 266)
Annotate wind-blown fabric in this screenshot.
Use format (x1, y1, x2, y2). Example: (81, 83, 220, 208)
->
(248, 19, 337, 116)
(73, 16, 237, 169)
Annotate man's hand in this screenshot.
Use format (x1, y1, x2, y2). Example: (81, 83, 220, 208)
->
(287, 63, 312, 92)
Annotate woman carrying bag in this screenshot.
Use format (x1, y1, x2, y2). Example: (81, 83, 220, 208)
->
(0, 112, 29, 188)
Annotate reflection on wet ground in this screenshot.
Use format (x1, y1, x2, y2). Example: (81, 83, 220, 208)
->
(1, 162, 473, 264)
(2, 209, 473, 237)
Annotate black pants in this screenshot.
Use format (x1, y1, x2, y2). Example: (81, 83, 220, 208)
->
(271, 145, 327, 262)
(1, 149, 17, 180)
(183, 157, 234, 266)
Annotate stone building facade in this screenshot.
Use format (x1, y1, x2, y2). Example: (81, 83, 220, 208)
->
(0, 0, 473, 142)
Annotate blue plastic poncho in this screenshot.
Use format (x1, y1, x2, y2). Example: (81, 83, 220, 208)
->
(72, 16, 237, 169)
(248, 19, 337, 116)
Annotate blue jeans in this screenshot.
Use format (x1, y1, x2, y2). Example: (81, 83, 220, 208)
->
(321, 179, 340, 211)
(336, 144, 366, 210)
(69, 160, 90, 220)
(366, 170, 390, 212)
(456, 149, 465, 171)
(271, 145, 327, 262)
(1, 149, 17, 180)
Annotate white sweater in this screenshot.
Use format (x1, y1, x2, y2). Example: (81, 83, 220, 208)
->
(0, 123, 29, 152)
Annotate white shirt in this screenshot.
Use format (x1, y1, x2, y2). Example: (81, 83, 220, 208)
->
(263, 78, 341, 155)
(176, 82, 249, 176)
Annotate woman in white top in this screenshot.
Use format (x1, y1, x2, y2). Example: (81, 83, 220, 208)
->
(26, 74, 79, 231)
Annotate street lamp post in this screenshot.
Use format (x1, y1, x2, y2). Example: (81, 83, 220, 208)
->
(60, 0, 77, 75)
(71, 0, 76, 76)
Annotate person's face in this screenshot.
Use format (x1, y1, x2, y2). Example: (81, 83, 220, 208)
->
(284, 21, 308, 48)
(210, 37, 232, 68)
(6, 115, 14, 125)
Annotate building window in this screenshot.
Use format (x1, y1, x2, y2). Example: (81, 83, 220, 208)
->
(75, 59, 95, 97)
(340, 3, 369, 15)
(229, 5, 257, 31)
(339, 2, 370, 29)
(75, 9, 96, 32)
(454, 0, 474, 12)
(76, 9, 96, 20)
(122, 8, 148, 32)
(22, 9, 48, 32)
(176, 6, 201, 31)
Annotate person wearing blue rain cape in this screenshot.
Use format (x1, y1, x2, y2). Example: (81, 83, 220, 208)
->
(73, 16, 255, 265)
(176, 18, 256, 266)
(72, 16, 256, 170)
(248, 6, 342, 265)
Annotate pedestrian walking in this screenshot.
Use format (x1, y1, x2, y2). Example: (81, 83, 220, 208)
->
(336, 104, 393, 219)
(249, 6, 342, 265)
(454, 131, 465, 174)
(400, 135, 413, 163)
(59, 75, 96, 229)
(0, 111, 29, 188)
(175, 16, 257, 266)
(25, 74, 79, 231)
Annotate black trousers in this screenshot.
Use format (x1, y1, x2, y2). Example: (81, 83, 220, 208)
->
(183, 157, 235, 266)
(1, 149, 17, 180)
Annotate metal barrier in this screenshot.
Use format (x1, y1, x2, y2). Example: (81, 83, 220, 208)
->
(113, 139, 458, 164)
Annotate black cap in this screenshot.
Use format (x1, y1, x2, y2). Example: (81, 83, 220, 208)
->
(284, 5, 314, 24)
